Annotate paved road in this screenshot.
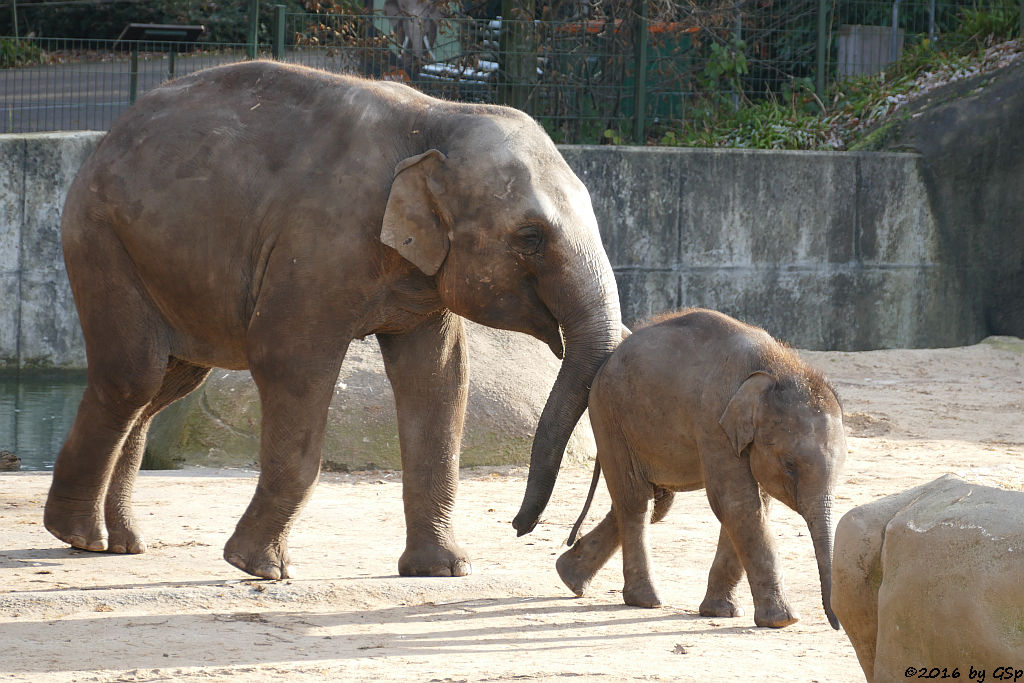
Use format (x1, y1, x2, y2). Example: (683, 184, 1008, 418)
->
(1, 50, 357, 133)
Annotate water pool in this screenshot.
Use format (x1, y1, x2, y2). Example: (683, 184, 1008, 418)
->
(0, 373, 86, 471)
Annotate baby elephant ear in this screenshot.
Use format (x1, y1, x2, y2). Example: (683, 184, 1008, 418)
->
(381, 149, 451, 276)
(718, 371, 776, 456)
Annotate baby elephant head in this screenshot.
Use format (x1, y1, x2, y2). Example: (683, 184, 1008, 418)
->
(719, 370, 847, 630)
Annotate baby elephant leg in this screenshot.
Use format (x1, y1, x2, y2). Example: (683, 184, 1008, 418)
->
(617, 497, 660, 607)
(557, 489, 673, 601)
(557, 509, 620, 597)
(707, 483, 798, 628)
(699, 526, 746, 618)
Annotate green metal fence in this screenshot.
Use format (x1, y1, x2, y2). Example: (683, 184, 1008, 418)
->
(2, 1, 1021, 140)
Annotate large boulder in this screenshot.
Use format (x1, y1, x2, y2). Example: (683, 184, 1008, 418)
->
(147, 320, 596, 471)
(832, 474, 1024, 682)
(870, 55, 1024, 340)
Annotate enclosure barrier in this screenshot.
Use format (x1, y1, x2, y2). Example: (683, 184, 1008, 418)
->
(2, 0, 1021, 138)
(0, 132, 979, 370)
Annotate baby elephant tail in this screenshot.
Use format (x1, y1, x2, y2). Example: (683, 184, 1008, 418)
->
(566, 460, 676, 546)
(567, 459, 602, 546)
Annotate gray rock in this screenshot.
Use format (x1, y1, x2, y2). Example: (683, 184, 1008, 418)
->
(878, 58, 1024, 340)
(832, 474, 1024, 681)
(147, 321, 596, 471)
(0, 450, 20, 471)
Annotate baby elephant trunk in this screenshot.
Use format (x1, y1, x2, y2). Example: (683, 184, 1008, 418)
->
(804, 494, 840, 630)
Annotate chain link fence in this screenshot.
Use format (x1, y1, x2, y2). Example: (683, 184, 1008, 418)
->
(2, 0, 1021, 139)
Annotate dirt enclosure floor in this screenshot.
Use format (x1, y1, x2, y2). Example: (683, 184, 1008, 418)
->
(2, 339, 1023, 683)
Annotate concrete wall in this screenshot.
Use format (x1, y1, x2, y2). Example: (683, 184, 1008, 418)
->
(563, 146, 971, 349)
(1, 133, 98, 369)
(0, 132, 975, 370)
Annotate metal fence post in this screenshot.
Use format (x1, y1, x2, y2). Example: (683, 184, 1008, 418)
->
(129, 43, 139, 104)
(815, 0, 828, 96)
(498, 0, 536, 112)
(11, 0, 18, 39)
(272, 4, 286, 60)
(891, 0, 902, 64)
(247, 0, 260, 59)
(633, 0, 648, 144)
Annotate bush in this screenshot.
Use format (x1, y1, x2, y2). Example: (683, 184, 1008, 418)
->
(0, 37, 42, 67)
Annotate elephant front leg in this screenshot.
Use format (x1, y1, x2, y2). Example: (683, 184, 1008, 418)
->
(706, 480, 798, 628)
(224, 339, 343, 580)
(378, 312, 471, 577)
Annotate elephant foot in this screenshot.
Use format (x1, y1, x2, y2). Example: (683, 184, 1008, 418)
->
(753, 600, 800, 628)
(106, 519, 147, 554)
(623, 582, 662, 608)
(44, 497, 108, 552)
(224, 532, 291, 580)
(398, 541, 472, 577)
(555, 547, 600, 597)
(699, 596, 745, 618)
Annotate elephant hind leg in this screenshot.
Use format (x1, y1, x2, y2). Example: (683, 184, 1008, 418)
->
(104, 358, 212, 554)
(45, 353, 170, 552)
(46, 215, 174, 552)
(556, 507, 620, 597)
(651, 488, 674, 524)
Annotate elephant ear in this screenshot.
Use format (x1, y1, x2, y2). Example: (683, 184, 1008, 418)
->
(381, 149, 451, 276)
(718, 371, 776, 456)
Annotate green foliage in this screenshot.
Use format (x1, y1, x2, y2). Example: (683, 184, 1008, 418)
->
(958, 0, 1022, 43)
(0, 37, 42, 68)
(701, 37, 749, 103)
(660, 83, 837, 150)
(642, 2, 1024, 151)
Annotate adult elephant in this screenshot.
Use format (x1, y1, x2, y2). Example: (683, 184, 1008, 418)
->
(44, 60, 622, 580)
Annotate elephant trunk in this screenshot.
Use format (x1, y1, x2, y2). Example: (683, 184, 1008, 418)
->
(804, 493, 841, 630)
(512, 251, 621, 536)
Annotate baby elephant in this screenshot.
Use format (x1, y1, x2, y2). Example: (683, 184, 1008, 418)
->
(557, 308, 846, 629)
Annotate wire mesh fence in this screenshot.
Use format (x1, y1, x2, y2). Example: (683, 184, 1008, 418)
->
(2, 0, 1021, 139)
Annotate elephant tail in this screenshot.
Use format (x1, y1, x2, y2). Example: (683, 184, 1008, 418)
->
(566, 459, 602, 546)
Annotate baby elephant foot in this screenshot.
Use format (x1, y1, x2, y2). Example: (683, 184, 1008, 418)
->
(44, 497, 108, 552)
(753, 600, 800, 628)
(556, 548, 600, 597)
(399, 541, 472, 577)
(699, 596, 745, 618)
(623, 582, 663, 608)
(224, 532, 292, 580)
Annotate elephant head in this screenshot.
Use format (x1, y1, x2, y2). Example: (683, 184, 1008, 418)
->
(381, 108, 623, 535)
(719, 371, 847, 629)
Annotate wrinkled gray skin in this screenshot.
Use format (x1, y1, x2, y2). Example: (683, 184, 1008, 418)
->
(44, 61, 621, 580)
(557, 309, 846, 629)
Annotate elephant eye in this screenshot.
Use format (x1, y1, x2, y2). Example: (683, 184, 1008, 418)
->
(509, 225, 544, 256)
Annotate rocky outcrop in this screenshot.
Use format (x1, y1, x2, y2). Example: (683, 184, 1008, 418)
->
(146, 321, 596, 471)
(873, 57, 1024, 340)
(832, 475, 1024, 681)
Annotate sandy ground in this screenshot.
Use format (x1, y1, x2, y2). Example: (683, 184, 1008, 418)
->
(1, 338, 1022, 683)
